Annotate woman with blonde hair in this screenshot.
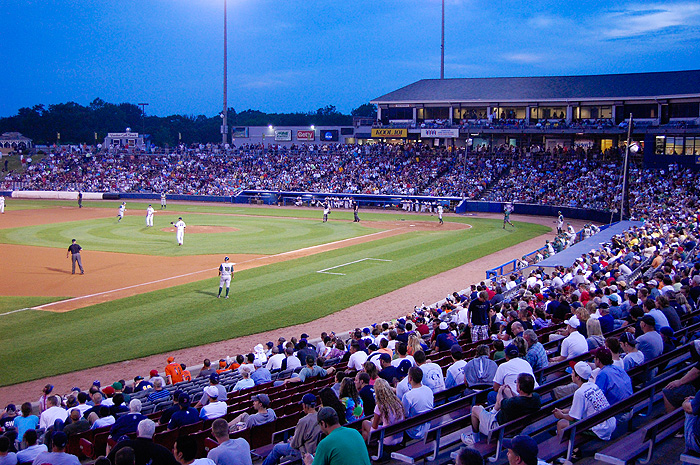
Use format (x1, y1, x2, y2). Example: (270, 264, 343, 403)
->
(361, 378, 405, 443)
(575, 306, 591, 338)
(586, 318, 604, 350)
(407, 334, 425, 356)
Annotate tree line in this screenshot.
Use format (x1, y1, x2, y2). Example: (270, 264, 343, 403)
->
(0, 99, 377, 146)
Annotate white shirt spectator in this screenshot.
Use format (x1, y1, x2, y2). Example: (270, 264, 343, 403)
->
(493, 357, 538, 393)
(199, 401, 227, 420)
(560, 331, 588, 359)
(391, 355, 415, 368)
(348, 350, 368, 371)
(40, 406, 68, 430)
(419, 362, 446, 394)
(266, 353, 285, 371)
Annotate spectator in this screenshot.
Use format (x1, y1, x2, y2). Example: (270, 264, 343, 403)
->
(251, 359, 272, 385)
(301, 407, 370, 465)
(586, 318, 605, 350)
(683, 387, 700, 456)
(199, 387, 227, 420)
(107, 419, 177, 465)
(0, 437, 16, 465)
(401, 367, 434, 440)
(16, 430, 47, 464)
(198, 359, 216, 379)
(146, 378, 171, 403)
(347, 342, 368, 371)
(361, 378, 404, 444)
(338, 378, 363, 424)
(550, 316, 588, 363)
(434, 322, 459, 352)
(31, 431, 80, 465)
(164, 356, 184, 385)
(228, 394, 276, 431)
(463, 373, 540, 446)
(195, 374, 227, 408)
(468, 291, 491, 342)
(231, 367, 255, 391)
(173, 436, 214, 465)
(663, 342, 700, 413)
(284, 356, 335, 385)
(13, 403, 39, 447)
(553, 362, 616, 440)
(414, 350, 446, 394)
(523, 330, 548, 383)
(619, 333, 644, 371)
(491, 345, 537, 404)
(656, 295, 681, 332)
(659, 327, 678, 354)
(445, 345, 468, 389)
(262, 394, 320, 465)
(167, 393, 199, 430)
(207, 418, 252, 465)
(354, 372, 375, 418)
(317, 388, 347, 426)
(455, 447, 484, 465)
(637, 315, 664, 362)
(110, 399, 147, 441)
(463, 345, 498, 391)
(265, 348, 285, 371)
(377, 353, 403, 385)
(593, 347, 633, 405)
(502, 435, 540, 465)
(63, 410, 90, 437)
(39, 396, 67, 431)
(391, 343, 415, 368)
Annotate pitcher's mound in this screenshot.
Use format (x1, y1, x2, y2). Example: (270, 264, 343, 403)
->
(161, 225, 238, 234)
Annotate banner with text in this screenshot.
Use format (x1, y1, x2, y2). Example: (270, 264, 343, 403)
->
(296, 130, 315, 141)
(420, 128, 459, 138)
(371, 128, 408, 138)
(274, 130, 292, 141)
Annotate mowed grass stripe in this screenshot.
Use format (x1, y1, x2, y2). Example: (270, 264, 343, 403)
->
(0, 219, 548, 386)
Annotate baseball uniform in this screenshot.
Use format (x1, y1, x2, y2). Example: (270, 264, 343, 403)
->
(117, 203, 126, 222)
(67, 240, 84, 275)
(0, 195, 4, 213)
(174, 218, 186, 245)
(161, 192, 167, 209)
(437, 205, 443, 224)
(218, 259, 234, 298)
(146, 205, 155, 227)
(323, 203, 330, 222)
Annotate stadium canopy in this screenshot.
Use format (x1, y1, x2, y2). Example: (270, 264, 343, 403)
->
(536, 220, 643, 268)
(372, 70, 700, 104)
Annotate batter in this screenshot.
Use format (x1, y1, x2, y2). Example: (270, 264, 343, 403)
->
(218, 256, 234, 299)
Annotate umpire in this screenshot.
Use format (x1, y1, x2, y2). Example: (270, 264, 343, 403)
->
(67, 239, 84, 275)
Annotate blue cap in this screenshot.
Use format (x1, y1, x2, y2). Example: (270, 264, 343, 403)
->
(209, 372, 220, 383)
(502, 435, 538, 465)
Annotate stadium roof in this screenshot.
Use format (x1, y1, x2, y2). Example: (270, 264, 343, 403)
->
(371, 70, 700, 104)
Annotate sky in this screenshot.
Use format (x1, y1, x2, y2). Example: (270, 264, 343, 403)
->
(2, 0, 700, 118)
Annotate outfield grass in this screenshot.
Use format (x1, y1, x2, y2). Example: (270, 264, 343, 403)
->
(0, 213, 549, 386)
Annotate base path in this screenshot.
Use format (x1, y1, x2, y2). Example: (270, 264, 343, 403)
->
(0, 211, 588, 404)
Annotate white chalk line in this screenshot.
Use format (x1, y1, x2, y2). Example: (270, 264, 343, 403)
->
(0, 307, 34, 316)
(317, 258, 393, 276)
(28, 228, 401, 312)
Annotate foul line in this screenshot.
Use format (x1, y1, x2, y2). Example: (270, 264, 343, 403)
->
(0, 307, 35, 316)
(28, 228, 401, 312)
(317, 258, 393, 276)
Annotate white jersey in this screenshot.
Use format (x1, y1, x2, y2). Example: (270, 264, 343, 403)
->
(323, 205, 330, 215)
(438, 205, 443, 217)
(118, 204, 126, 215)
(219, 262, 233, 278)
(557, 215, 564, 228)
(175, 220, 186, 231)
(146, 206, 154, 216)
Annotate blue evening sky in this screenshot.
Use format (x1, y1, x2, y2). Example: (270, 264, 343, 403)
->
(2, 0, 699, 117)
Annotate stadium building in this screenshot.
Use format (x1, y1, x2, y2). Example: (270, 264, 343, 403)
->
(364, 69, 700, 169)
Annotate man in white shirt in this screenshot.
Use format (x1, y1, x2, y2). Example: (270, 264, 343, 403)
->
(414, 350, 445, 394)
(266, 347, 286, 371)
(39, 396, 68, 430)
(199, 387, 227, 420)
(391, 343, 415, 368)
(492, 345, 538, 396)
(445, 346, 467, 389)
(347, 342, 368, 371)
(401, 367, 434, 439)
(550, 316, 588, 363)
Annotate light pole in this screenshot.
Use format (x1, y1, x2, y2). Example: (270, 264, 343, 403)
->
(221, 0, 228, 146)
(440, 0, 445, 79)
(619, 114, 635, 222)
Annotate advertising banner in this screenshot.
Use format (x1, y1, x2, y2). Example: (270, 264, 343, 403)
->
(420, 128, 459, 138)
(296, 130, 315, 141)
(319, 129, 339, 141)
(371, 128, 408, 138)
(232, 127, 249, 138)
(274, 130, 292, 141)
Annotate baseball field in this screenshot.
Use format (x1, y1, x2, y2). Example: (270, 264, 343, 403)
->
(0, 199, 549, 389)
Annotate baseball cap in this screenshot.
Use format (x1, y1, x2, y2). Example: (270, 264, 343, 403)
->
(204, 386, 219, 399)
(149, 370, 158, 377)
(659, 326, 676, 341)
(102, 386, 115, 396)
(52, 431, 68, 449)
(641, 315, 656, 327)
(573, 361, 592, 380)
(300, 393, 317, 406)
(167, 356, 175, 363)
(253, 359, 263, 367)
(378, 353, 392, 363)
(224, 257, 229, 261)
(251, 394, 270, 407)
(502, 435, 538, 465)
(564, 315, 580, 329)
(219, 359, 227, 367)
(647, 279, 658, 286)
(397, 359, 412, 376)
(450, 344, 463, 355)
(178, 393, 191, 406)
(619, 332, 637, 345)
(300, 333, 309, 339)
(505, 345, 520, 358)
(5, 404, 16, 412)
(209, 373, 220, 383)
(134, 375, 144, 381)
(112, 382, 123, 390)
(439, 322, 448, 330)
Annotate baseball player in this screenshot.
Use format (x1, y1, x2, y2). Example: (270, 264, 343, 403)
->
(66, 239, 84, 275)
(117, 202, 126, 222)
(0, 195, 4, 214)
(218, 256, 234, 299)
(171, 217, 186, 245)
(78, 191, 82, 208)
(503, 202, 514, 229)
(161, 192, 167, 209)
(556, 211, 564, 234)
(145, 204, 155, 227)
(437, 204, 444, 225)
(322, 202, 330, 223)
(353, 202, 360, 222)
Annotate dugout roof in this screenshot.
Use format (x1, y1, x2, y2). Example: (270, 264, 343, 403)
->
(372, 70, 700, 104)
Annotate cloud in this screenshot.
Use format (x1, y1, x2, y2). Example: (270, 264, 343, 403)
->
(601, 2, 700, 39)
(502, 53, 544, 64)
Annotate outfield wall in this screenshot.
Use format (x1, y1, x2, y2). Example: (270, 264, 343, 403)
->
(4, 189, 614, 223)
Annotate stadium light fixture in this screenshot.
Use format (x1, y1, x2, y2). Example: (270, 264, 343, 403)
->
(629, 142, 639, 153)
(311, 125, 315, 130)
(268, 124, 274, 130)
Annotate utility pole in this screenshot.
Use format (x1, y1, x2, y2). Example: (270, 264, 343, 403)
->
(222, 0, 228, 145)
(440, 0, 445, 79)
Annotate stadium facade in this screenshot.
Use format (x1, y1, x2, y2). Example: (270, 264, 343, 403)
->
(365, 69, 700, 169)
